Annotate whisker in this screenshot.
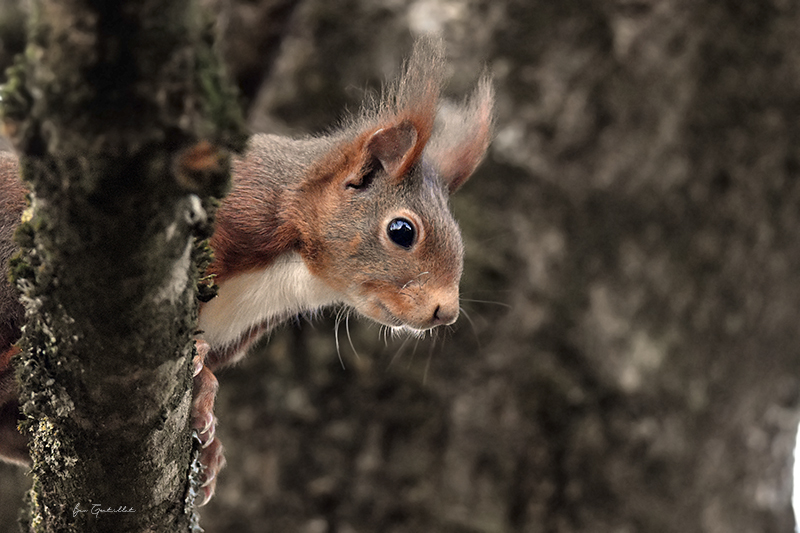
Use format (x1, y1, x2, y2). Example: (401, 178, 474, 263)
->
(460, 289, 513, 294)
(459, 298, 512, 309)
(423, 336, 437, 386)
(398, 288, 424, 302)
(407, 336, 422, 370)
(387, 334, 413, 369)
(400, 271, 431, 291)
(459, 306, 482, 348)
(345, 312, 360, 360)
(334, 309, 346, 370)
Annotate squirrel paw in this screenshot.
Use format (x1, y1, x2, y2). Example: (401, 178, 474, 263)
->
(192, 340, 225, 506)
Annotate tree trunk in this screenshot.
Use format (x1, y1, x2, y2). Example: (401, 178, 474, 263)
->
(2, 1, 244, 531)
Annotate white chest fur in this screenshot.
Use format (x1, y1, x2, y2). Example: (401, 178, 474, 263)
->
(197, 252, 342, 350)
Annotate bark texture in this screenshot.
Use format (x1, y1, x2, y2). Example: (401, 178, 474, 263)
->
(0, 0, 244, 531)
(3, 0, 800, 532)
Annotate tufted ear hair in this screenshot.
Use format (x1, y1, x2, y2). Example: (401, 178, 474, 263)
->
(339, 36, 493, 189)
(426, 75, 495, 193)
(364, 35, 445, 180)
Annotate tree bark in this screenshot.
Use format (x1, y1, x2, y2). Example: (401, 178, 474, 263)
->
(1, 1, 244, 531)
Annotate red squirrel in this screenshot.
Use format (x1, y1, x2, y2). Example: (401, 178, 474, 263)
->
(0, 36, 494, 504)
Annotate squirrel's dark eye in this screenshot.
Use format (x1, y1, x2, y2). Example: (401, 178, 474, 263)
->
(387, 218, 416, 249)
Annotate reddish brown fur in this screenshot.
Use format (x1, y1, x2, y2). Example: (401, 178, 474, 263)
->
(206, 137, 308, 283)
(378, 38, 443, 180)
(0, 36, 495, 472)
(173, 140, 228, 192)
(204, 322, 269, 369)
(427, 76, 495, 192)
(207, 36, 492, 286)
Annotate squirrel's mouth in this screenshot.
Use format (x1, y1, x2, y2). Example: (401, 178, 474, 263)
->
(349, 285, 456, 332)
(371, 302, 429, 333)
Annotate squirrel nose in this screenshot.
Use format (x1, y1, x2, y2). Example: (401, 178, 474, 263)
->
(431, 301, 459, 326)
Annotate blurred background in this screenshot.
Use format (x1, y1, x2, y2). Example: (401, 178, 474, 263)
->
(2, 0, 800, 532)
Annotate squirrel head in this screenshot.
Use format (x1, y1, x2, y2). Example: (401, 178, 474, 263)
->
(293, 36, 495, 333)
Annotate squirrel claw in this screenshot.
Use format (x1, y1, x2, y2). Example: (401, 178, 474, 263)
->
(200, 468, 216, 488)
(198, 417, 217, 448)
(197, 437, 225, 506)
(192, 339, 224, 505)
(198, 485, 214, 507)
(193, 411, 214, 433)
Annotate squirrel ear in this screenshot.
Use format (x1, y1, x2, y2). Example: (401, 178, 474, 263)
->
(366, 120, 418, 176)
(428, 75, 495, 193)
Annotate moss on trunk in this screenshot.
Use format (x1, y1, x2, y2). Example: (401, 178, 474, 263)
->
(1, 1, 246, 531)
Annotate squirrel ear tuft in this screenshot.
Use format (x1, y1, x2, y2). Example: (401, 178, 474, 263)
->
(366, 121, 418, 176)
(428, 74, 495, 193)
(361, 36, 443, 180)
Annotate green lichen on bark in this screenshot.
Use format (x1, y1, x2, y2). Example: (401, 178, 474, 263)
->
(1, 0, 246, 531)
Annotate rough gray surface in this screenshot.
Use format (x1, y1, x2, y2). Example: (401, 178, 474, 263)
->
(0, 0, 244, 531)
(4, 0, 800, 532)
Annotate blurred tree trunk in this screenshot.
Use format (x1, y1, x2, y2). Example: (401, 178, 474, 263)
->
(1, 0, 244, 531)
(4, 0, 800, 532)
(196, 1, 800, 532)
